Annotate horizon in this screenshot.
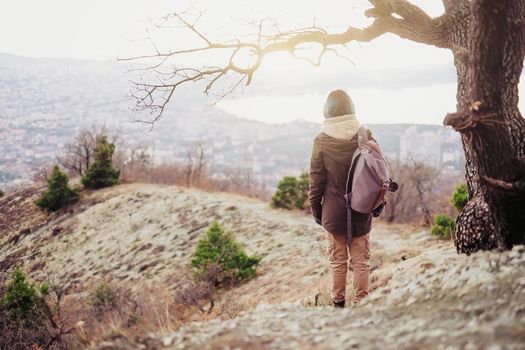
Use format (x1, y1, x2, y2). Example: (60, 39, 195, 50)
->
(0, 50, 461, 126)
(1, 49, 523, 126)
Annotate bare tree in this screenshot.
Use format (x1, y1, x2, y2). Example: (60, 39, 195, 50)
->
(125, 0, 525, 254)
(407, 160, 442, 226)
(145, 162, 185, 185)
(384, 159, 440, 225)
(113, 143, 152, 182)
(384, 160, 417, 223)
(183, 143, 209, 187)
(32, 164, 54, 183)
(127, 144, 151, 171)
(185, 150, 194, 187)
(193, 143, 207, 186)
(57, 126, 110, 177)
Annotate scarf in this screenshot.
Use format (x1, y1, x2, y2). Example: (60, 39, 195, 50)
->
(322, 114, 360, 140)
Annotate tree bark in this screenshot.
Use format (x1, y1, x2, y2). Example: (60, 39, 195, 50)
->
(446, 0, 525, 253)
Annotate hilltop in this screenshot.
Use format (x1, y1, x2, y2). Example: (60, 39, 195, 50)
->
(0, 183, 449, 302)
(1, 183, 524, 349)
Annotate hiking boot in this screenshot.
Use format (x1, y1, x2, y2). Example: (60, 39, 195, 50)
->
(333, 300, 345, 308)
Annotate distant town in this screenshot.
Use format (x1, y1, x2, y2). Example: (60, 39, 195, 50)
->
(0, 53, 465, 189)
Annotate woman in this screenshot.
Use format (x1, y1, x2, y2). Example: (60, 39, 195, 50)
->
(309, 89, 373, 308)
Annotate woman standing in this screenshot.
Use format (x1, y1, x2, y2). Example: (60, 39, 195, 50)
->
(309, 90, 373, 308)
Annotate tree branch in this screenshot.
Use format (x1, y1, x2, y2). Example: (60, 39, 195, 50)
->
(366, 0, 450, 48)
(480, 175, 525, 194)
(126, 0, 449, 124)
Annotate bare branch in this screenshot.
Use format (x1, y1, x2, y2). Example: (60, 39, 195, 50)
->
(125, 1, 449, 123)
(480, 175, 525, 194)
(480, 175, 514, 191)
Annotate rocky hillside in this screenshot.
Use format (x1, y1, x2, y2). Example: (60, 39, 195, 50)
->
(1, 183, 327, 301)
(1, 183, 524, 349)
(107, 245, 524, 350)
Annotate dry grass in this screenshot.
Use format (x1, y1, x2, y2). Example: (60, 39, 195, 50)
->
(219, 295, 259, 320)
(307, 273, 358, 308)
(62, 283, 201, 347)
(64, 276, 265, 347)
(313, 274, 333, 307)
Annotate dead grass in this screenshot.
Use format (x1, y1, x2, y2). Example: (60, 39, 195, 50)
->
(219, 295, 259, 320)
(62, 283, 199, 347)
(302, 273, 356, 308)
(313, 274, 333, 307)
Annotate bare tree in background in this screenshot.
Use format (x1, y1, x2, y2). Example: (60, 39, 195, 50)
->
(57, 126, 113, 177)
(184, 143, 209, 187)
(57, 128, 97, 176)
(32, 164, 54, 183)
(113, 143, 152, 182)
(193, 143, 207, 186)
(384, 159, 440, 225)
(127, 144, 152, 171)
(236, 149, 261, 198)
(185, 150, 194, 187)
(408, 160, 442, 226)
(212, 164, 267, 199)
(384, 160, 416, 223)
(124, 0, 525, 254)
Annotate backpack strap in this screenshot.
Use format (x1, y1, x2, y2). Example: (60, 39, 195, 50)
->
(369, 187, 387, 212)
(345, 152, 360, 196)
(357, 126, 368, 147)
(346, 127, 368, 195)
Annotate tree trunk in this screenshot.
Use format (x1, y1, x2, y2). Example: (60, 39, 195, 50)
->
(447, 0, 525, 253)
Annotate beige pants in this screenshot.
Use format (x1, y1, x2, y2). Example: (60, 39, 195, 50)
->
(326, 232, 370, 303)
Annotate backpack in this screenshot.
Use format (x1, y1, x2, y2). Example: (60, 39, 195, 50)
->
(345, 127, 398, 219)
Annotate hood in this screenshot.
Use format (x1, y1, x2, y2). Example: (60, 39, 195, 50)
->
(322, 114, 360, 140)
(316, 114, 360, 165)
(315, 133, 358, 165)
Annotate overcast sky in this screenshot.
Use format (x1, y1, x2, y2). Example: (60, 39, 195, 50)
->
(1, 0, 522, 124)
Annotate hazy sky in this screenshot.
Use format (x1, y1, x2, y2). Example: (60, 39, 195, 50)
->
(1, 0, 522, 124)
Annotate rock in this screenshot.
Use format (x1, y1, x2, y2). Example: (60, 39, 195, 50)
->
(162, 337, 173, 347)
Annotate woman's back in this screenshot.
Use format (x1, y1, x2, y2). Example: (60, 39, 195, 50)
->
(309, 89, 374, 307)
(310, 127, 373, 236)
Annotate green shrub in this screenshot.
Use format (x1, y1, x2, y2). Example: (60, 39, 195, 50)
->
(81, 136, 120, 189)
(430, 214, 455, 240)
(0, 189, 4, 198)
(1, 269, 66, 349)
(450, 183, 468, 212)
(271, 173, 309, 210)
(36, 166, 79, 211)
(191, 222, 261, 284)
(39, 283, 50, 296)
(1, 267, 37, 319)
(296, 172, 309, 208)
